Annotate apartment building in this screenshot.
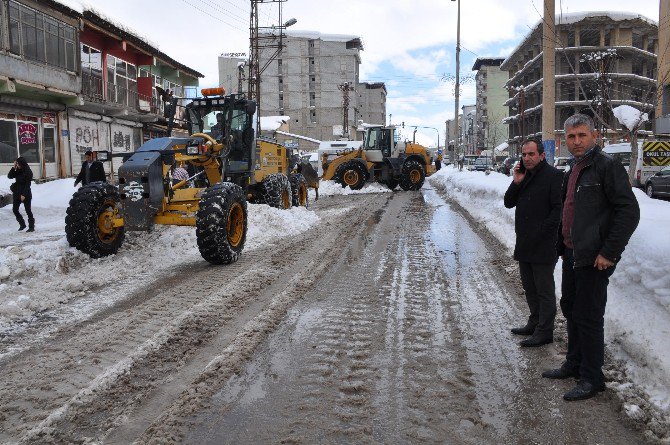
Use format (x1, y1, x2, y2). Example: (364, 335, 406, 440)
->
(472, 57, 508, 151)
(258, 30, 365, 143)
(501, 12, 657, 154)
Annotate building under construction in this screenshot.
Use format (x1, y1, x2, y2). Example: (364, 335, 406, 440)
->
(258, 30, 384, 142)
(501, 12, 658, 155)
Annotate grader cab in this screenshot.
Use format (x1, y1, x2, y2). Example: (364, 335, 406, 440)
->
(321, 125, 435, 191)
(65, 88, 308, 265)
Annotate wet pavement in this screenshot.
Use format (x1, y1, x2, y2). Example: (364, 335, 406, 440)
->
(184, 186, 645, 444)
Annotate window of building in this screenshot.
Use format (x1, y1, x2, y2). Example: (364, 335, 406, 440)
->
(309, 40, 315, 48)
(8, 1, 76, 71)
(310, 110, 316, 123)
(43, 127, 56, 163)
(310, 76, 315, 82)
(310, 92, 316, 107)
(107, 55, 138, 106)
(279, 93, 283, 108)
(278, 58, 282, 72)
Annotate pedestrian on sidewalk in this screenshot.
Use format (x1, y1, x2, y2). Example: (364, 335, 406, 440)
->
(504, 137, 563, 347)
(7, 157, 35, 232)
(74, 150, 106, 187)
(542, 113, 639, 401)
(435, 150, 443, 171)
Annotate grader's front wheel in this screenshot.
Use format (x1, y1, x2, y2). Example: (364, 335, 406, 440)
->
(196, 182, 248, 265)
(65, 182, 125, 258)
(260, 173, 292, 209)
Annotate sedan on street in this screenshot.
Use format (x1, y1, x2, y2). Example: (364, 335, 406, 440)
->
(645, 165, 670, 198)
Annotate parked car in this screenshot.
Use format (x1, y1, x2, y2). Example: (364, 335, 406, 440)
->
(644, 165, 670, 198)
(603, 143, 632, 167)
(473, 156, 494, 171)
(554, 156, 570, 172)
(498, 157, 519, 175)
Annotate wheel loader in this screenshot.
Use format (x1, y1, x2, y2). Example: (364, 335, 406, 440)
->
(321, 125, 436, 191)
(65, 88, 309, 264)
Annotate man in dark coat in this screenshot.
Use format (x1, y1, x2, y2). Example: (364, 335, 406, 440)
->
(7, 157, 35, 232)
(542, 113, 639, 401)
(74, 150, 106, 187)
(504, 137, 563, 347)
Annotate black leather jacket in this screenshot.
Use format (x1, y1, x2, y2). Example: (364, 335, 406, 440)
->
(557, 146, 640, 267)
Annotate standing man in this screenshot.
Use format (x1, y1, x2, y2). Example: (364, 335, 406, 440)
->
(504, 137, 563, 347)
(435, 150, 443, 171)
(543, 114, 639, 401)
(74, 150, 106, 187)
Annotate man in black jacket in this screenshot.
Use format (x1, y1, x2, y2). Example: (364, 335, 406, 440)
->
(542, 114, 639, 401)
(74, 150, 106, 187)
(504, 138, 563, 347)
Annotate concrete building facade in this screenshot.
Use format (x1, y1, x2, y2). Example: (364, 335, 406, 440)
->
(356, 82, 387, 126)
(501, 12, 658, 155)
(218, 54, 246, 94)
(258, 30, 365, 143)
(472, 58, 508, 152)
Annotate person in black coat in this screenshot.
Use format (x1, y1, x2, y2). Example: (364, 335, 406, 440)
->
(7, 157, 35, 232)
(74, 150, 106, 187)
(542, 114, 639, 401)
(504, 138, 564, 347)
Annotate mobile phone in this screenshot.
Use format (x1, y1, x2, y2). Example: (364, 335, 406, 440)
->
(518, 161, 526, 173)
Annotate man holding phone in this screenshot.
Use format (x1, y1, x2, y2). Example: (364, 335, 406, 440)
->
(504, 138, 564, 347)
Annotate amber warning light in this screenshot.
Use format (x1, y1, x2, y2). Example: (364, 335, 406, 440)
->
(201, 87, 226, 96)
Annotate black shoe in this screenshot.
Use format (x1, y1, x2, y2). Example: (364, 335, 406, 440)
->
(511, 324, 536, 336)
(18, 224, 26, 231)
(520, 334, 553, 347)
(563, 380, 606, 401)
(26, 227, 35, 232)
(542, 363, 580, 379)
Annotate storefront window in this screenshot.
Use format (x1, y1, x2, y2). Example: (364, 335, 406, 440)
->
(18, 122, 39, 163)
(0, 121, 18, 163)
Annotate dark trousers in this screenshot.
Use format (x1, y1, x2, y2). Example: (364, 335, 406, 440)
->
(435, 160, 442, 170)
(560, 248, 614, 386)
(518, 261, 557, 335)
(12, 196, 34, 228)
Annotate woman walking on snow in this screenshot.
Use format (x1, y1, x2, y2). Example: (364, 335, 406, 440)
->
(7, 157, 35, 232)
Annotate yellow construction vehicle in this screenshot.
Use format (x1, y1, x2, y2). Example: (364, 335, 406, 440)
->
(65, 88, 308, 264)
(321, 125, 435, 190)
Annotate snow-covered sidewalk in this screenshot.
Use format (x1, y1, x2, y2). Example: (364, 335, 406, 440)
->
(429, 166, 670, 412)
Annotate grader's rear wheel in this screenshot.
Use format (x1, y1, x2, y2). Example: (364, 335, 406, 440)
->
(196, 182, 247, 265)
(260, 173, 292, 209)
(65, 182, 125, 258)
(289, 173, 309, 207)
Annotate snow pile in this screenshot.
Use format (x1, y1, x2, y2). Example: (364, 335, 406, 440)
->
(429, 166, 670, 411)
(613, 105, 649, 131)
(0, 178, 319, 330)
(316, 180, 392, 197)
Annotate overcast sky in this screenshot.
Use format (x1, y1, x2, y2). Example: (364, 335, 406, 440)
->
(84, 0, 661, 147)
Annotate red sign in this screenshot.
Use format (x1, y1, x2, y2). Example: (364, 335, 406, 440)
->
(18, 123, 37, 144)
(43, 112, 56, 125)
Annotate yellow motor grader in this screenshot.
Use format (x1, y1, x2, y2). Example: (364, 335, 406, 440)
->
(321, 125, 435, 191)
(65, 88, 308, 264)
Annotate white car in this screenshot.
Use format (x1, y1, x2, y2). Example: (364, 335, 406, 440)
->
(554, 156, 570, 172)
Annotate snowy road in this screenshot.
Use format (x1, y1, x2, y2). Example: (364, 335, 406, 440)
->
(0, 186, 646, 443)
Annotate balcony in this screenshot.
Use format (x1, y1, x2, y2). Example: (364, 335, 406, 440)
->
(81, 72, 162, 116)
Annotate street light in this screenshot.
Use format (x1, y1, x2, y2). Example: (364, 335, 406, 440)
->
(451, 0, 460, 163)
(283, 18, 297, 27)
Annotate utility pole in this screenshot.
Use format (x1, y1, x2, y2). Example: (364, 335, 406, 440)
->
(657, 0, 670, 118)
(338, 82, 352, 139)
(451, 0, 461, 164)
(248, 0, 296, 135)
(542, 0, 556, 164)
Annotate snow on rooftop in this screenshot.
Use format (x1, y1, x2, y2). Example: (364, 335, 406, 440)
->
(51, 0, 160, 50)
(260, 116, 290, 132)
(502, 11, 656, 70)
(285, 30, 361, 43)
